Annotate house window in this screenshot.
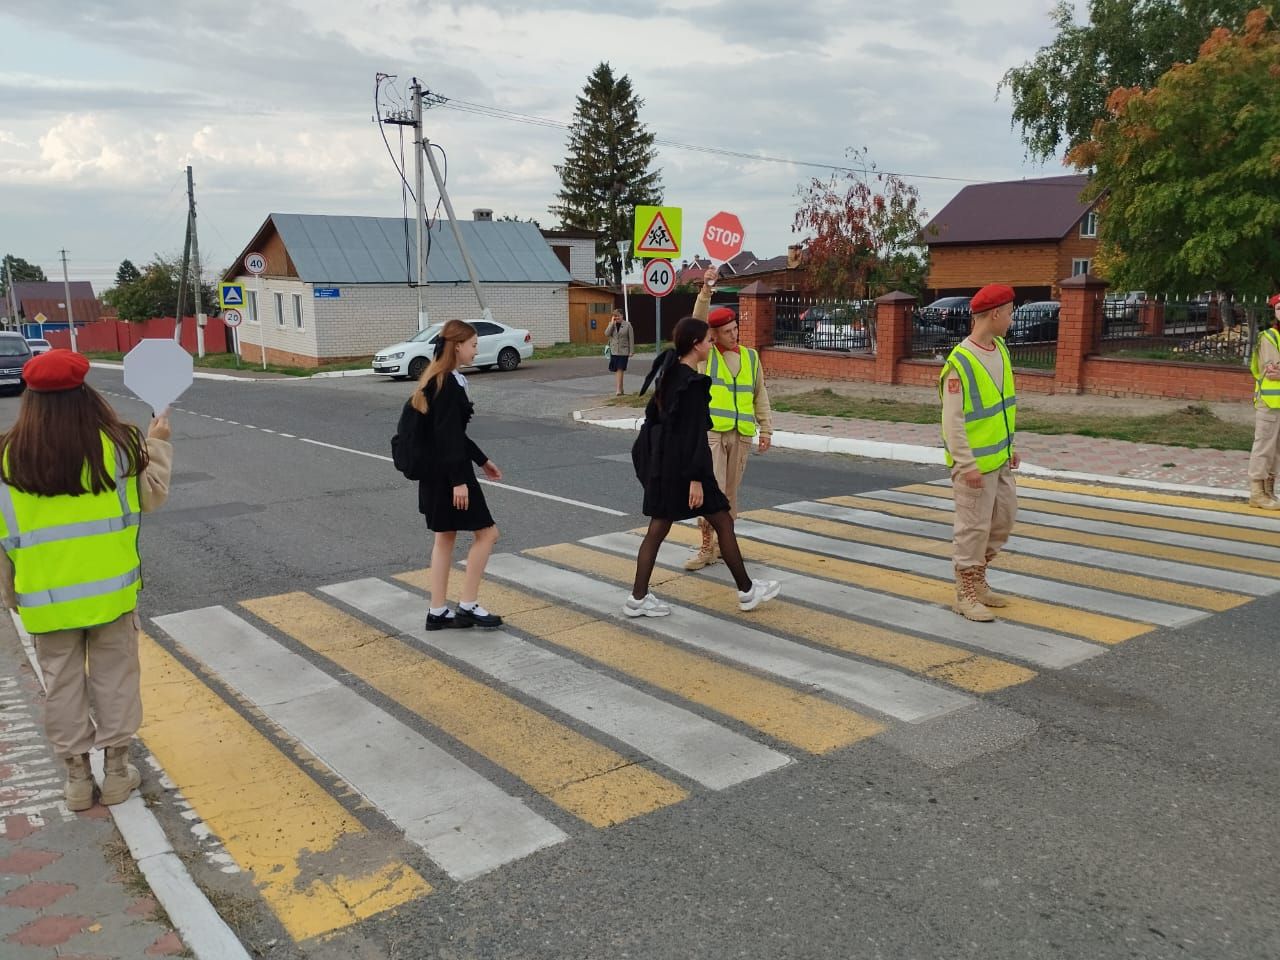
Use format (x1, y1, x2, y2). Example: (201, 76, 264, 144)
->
(1072, 258, 1092, 276)
(589, 302, 612, 313)
(247, 290, 258, 323)
(274, 292, 284, 326)
(292, 294, 303, 329)
(1080, 211, 1098, 238)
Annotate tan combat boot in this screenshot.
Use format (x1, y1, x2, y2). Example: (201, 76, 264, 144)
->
(975, 563, 1010, 608)
(1267, 476, 1278, 502)
(683, 520, 720, 570)
(1248, 480, 1280, 510)
(952, 567, 995, 622)
(63, 754, 94, 812)
(100, 745, 141, 806)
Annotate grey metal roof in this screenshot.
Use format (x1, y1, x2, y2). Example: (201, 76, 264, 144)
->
(270, 214, 572, 284)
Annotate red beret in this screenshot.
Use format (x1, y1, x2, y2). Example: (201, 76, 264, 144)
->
(1268, 293, 1280, 307)
(708, 306, 737, 328)
(25, 349, 89, 392)
(969, 284, 1016, 314)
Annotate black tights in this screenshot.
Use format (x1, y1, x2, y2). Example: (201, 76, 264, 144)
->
(631, 510, 752, 599)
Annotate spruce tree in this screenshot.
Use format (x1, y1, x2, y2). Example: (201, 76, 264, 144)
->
(552, 63, 663, 284)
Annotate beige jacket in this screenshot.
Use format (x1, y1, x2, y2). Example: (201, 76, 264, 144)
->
(605, 318, 634, 357)
(1, 437, 173, 609)
(693, 286, 774, 436)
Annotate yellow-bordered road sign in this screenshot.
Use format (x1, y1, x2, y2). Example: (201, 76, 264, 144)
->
(633, 206, 682, 259)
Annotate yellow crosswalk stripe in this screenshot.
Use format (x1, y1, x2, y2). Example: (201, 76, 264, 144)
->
(528, 543, 1037, 693)
(392, 570, 884, 755)
(826, 494, 1280, 579)
(754, 507, 1246, 612)
(1018, 477, 1264, 517)
(662, 522, 1149, 644)
(138, 634, 432, 942)
(895, 483, 1275, 547)
(240, 592, 687, 828)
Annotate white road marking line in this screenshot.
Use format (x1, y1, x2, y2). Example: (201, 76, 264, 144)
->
(325, 578, 790, 790)
(580, 532, 1104, 670)
(484, 554, 974, 723)
(152, 605, 566, 881)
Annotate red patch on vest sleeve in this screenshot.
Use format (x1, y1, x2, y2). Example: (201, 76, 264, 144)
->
(947, 379, 960, 394)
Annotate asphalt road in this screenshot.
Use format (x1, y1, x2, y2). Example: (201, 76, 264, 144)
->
(2, 361, 1277, 960)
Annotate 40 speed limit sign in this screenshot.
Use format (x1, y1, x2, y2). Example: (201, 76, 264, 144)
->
(642, 258, 676, 297)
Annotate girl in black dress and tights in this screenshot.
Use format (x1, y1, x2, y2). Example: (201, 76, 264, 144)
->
(411, 320, 504, 630)
(627, 316, 780, 617)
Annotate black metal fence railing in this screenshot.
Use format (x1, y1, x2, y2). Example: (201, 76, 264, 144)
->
(773, 295, 875, 354)
(1099, 294, 1263, 366)
(909, 310, 962, 360)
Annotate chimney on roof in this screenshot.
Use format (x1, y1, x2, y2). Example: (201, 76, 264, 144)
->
(473, 208, 493, 222)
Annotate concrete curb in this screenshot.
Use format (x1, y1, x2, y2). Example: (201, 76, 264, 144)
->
(89, 361, 255, 384)
(91, 360, 375, 381)
(572, 410, 1251, 500)
(7, 611, 251, 960)
(308, 367, 377, 379)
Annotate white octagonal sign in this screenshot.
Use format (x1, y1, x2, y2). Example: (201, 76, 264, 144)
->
(123, 339, 194, 415)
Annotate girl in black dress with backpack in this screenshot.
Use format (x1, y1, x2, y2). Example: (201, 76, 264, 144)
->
(627, 316, 780, 617)
(409, 320, 505, 630)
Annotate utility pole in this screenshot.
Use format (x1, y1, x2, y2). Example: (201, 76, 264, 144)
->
(59, 249, 77, 352)
(412, 78, 428, 332)
(4, 257, 17, 332)
(187, 165, 206, 358)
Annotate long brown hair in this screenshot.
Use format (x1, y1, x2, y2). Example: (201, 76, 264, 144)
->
(1, 385, 149, 496)
(411, 320, 476, 415)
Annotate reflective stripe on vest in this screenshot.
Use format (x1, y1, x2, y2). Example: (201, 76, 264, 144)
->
(1251, 328, 1280, 409)
(0, 435, 143, 633)
(707, 346, 759, 437)
(939, 339, 1017, 473)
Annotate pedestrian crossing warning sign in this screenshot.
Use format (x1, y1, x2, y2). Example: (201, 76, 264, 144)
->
(633, 205, 682, 259)
(219, 283, 245, 309)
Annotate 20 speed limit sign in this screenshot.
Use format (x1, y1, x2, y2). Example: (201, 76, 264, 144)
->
(642, 258, 676, 297)
(223, 309, 243, 327)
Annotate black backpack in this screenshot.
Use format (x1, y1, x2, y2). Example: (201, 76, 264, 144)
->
(391, 400, 429, 480)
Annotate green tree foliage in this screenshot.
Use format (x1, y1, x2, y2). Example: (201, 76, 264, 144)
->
(792, 148, 931, 298)
(551, 63, 662, 284)
(1069, 9, 1280, 294)
(1000, 0, 1260, 161)
(115, 259, 142, 286)
(103, 255, 218, 321)
(1, 254, 47, 301)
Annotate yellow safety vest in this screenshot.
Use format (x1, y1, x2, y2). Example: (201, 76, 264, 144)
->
(1250, 328, 1280, 410)
(0, 434, 143, 634)
(940, 339, 1017, 473)
(707, 345, 759, 437)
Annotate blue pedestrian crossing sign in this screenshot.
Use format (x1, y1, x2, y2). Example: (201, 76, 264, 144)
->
(219, 283, 245, 309)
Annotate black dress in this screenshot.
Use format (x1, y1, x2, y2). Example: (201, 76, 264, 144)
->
(415, 374, 495, 532)
(633, 362, 731, 520)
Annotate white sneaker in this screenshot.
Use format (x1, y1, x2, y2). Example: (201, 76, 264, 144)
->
(623, 592, 672, 618)
(738, 579, 781, 612)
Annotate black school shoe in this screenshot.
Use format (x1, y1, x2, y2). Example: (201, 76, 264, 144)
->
(454, 605, 503, 629)
(425, 610, 472, 631)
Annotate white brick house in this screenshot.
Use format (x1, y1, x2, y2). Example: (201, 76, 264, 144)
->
(221, 213, 572, 366)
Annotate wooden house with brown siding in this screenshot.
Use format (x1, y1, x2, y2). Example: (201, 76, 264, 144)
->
(924, 174, 1101, 304)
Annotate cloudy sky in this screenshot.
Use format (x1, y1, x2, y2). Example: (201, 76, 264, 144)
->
(0, 0, 1069, 290)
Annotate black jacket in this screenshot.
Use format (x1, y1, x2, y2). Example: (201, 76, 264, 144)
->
(417, 374, 488, 487)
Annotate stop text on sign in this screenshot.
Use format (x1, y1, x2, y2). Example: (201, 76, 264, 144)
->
(705, 225, 741, 246)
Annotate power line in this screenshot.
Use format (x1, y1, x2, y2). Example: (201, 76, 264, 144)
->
(422, 90, 1001, 186)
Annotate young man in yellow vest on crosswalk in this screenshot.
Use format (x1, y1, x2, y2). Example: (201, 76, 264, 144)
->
(940, 283, 1020, 621)
(685, 268, 774, 570)
(1247, 293, 1280, 509)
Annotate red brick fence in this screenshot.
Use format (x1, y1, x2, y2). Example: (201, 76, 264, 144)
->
(737, 274, 1254, 402)
(43, 316, 229, 356)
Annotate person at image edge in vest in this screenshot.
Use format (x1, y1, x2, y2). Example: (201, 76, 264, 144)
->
(604, 309, 634, 396)
(684, 266, 774, 570)
(0, 349, 173, 811)
(410, 320, 505, 630)
(1246, 293, 1280, 509)
(626, 315, 780, 617)
(940, 284, 1020, 622)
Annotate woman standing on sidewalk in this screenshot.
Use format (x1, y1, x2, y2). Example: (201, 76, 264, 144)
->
(409, 320, 505, 630)
(605, 309, 634, 396)
(0, 350, 173, 811)
(626, 315, 779, 617)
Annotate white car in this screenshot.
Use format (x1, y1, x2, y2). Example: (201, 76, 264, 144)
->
(373, 319, 534, 379)
(25, 338, 52, 356)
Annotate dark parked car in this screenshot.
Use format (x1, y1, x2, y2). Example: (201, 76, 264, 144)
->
(1008, 301, 1060, 343)
(919, 296, 972, 334)
(0, 333, 33, 394)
